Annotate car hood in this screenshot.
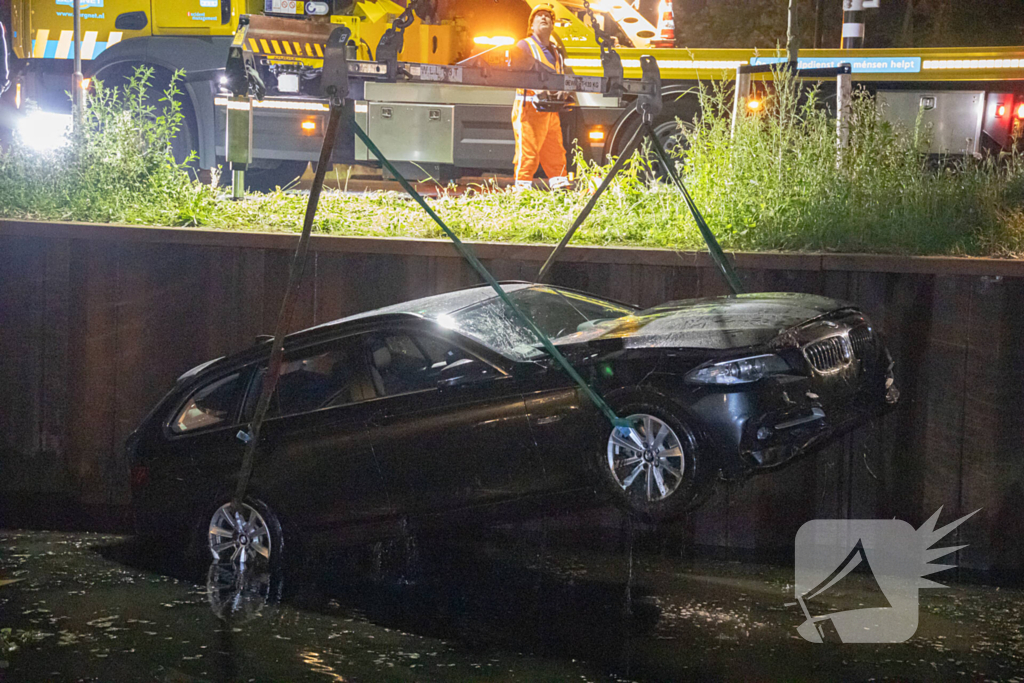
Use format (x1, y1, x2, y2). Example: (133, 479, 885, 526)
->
(555, 293, 855, 351)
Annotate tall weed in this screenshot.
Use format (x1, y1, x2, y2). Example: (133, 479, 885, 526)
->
(3, 64, 1024, 257)
(677, 66, 1024, 255)
(0, 66, 219, 225)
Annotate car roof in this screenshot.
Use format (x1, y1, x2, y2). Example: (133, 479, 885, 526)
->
(309, 282, 536, 331)
(177, 282, 635, 385)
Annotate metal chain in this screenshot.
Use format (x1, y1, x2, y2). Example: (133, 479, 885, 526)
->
(582, 0, 613, 53)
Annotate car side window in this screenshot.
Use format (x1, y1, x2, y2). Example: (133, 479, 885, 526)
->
(172, 372, 246, 434)
(244, 339, 376, 420)
(364, 332, 460, 397)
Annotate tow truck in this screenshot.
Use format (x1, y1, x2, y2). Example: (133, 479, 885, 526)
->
(6, 0, 1024, 184)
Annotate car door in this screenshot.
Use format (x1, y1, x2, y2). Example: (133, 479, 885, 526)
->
(518, 366, 607, 496)
(156, 368, 255, 531)
(199, 337, 392, 534)
(357, 325, 535, 516)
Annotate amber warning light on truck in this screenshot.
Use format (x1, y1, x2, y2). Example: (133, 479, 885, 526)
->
(474, 36, 515, 46)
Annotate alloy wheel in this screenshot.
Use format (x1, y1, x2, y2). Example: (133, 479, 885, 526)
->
(607, 414, 686, 502)
(208, 502, 272, 567)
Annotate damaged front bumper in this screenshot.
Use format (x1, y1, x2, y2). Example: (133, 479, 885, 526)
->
(690, 348, 898, 480)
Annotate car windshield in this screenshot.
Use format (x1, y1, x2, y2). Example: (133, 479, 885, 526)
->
(439, 286, 635, 360)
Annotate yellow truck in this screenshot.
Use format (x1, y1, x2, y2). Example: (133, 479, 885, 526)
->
(6, 0, 1024, 184)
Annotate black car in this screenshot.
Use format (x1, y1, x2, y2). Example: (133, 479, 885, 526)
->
(128, 283, 898, 567)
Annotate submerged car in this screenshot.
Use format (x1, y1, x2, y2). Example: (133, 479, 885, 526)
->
(128, 282, 898, 567)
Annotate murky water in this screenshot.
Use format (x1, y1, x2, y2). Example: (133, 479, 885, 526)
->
(2, 527, 1023, 681)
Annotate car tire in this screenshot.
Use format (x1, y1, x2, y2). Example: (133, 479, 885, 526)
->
(608, 96, 697, 182)
(598, 395, 710, 523)
(199, 498, 286, 572)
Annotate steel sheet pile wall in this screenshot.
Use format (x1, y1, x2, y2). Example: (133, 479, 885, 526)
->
(2, 220, 1023, 577)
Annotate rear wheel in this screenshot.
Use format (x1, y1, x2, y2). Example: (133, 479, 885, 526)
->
(206, 499, 284, 570)
(609, 97, 698, 181)
(598, 397, 709, 522)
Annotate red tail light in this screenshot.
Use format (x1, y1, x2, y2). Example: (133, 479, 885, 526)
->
(1017, 103, 1024, 119)
(131, 465, 149, 489)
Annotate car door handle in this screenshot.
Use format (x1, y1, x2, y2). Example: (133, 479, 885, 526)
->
(367, 409, 391, 428)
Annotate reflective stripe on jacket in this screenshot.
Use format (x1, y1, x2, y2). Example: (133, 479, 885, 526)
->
(514, 35, 564, 106)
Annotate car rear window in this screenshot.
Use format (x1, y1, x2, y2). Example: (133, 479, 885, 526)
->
(171, 372, 246, 434)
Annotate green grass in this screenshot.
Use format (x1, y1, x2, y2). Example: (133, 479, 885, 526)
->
(4, 66, 1024, 257)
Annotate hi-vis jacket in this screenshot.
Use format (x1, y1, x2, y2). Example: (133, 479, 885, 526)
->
(512, 35, 565, 113)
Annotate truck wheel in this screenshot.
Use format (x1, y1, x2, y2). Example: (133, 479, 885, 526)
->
(94, 64, 200, 169)
(609, 96, 698, 181)
(647, 115, 694, 182)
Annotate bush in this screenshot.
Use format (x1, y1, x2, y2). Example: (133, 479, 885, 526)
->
(0, 66, 218, 226)
(675, 67, 1024, 255)
(3, 63, 1024, 257)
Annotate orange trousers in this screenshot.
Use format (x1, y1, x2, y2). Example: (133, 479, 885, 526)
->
(512, 101, 567, 185)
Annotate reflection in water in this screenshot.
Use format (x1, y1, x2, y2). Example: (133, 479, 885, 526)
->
(299, 650, 348, 682)
(206, 561, 281, 623)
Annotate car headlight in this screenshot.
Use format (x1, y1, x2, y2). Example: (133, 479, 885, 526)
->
(686, 354, 790, 385)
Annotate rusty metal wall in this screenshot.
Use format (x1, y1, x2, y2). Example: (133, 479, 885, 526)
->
(2, 220, 1023, 575)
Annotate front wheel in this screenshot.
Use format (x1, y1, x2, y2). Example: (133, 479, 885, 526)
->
(599, 401, 709, 522)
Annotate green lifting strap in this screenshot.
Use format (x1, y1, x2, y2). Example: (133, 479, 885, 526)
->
(349, 114, 630, 431)
(645, 124, 744, 296)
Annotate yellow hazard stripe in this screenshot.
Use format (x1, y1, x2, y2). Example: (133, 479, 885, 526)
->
(55, 30, 73, 60)
(32, 29, 123, 60)
(238, 36, 325, 62)
(81, 31, 98, 60)
(33, 29, 49, 58)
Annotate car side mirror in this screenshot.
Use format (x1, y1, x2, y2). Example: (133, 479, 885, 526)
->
(437, 358, 494, 388)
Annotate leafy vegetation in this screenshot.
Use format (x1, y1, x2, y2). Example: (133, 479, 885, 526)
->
(3, 65, 1024, 257)
(0, 67, 217, 226)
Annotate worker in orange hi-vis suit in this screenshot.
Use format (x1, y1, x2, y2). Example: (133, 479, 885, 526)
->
(511, 3, 571, 191)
